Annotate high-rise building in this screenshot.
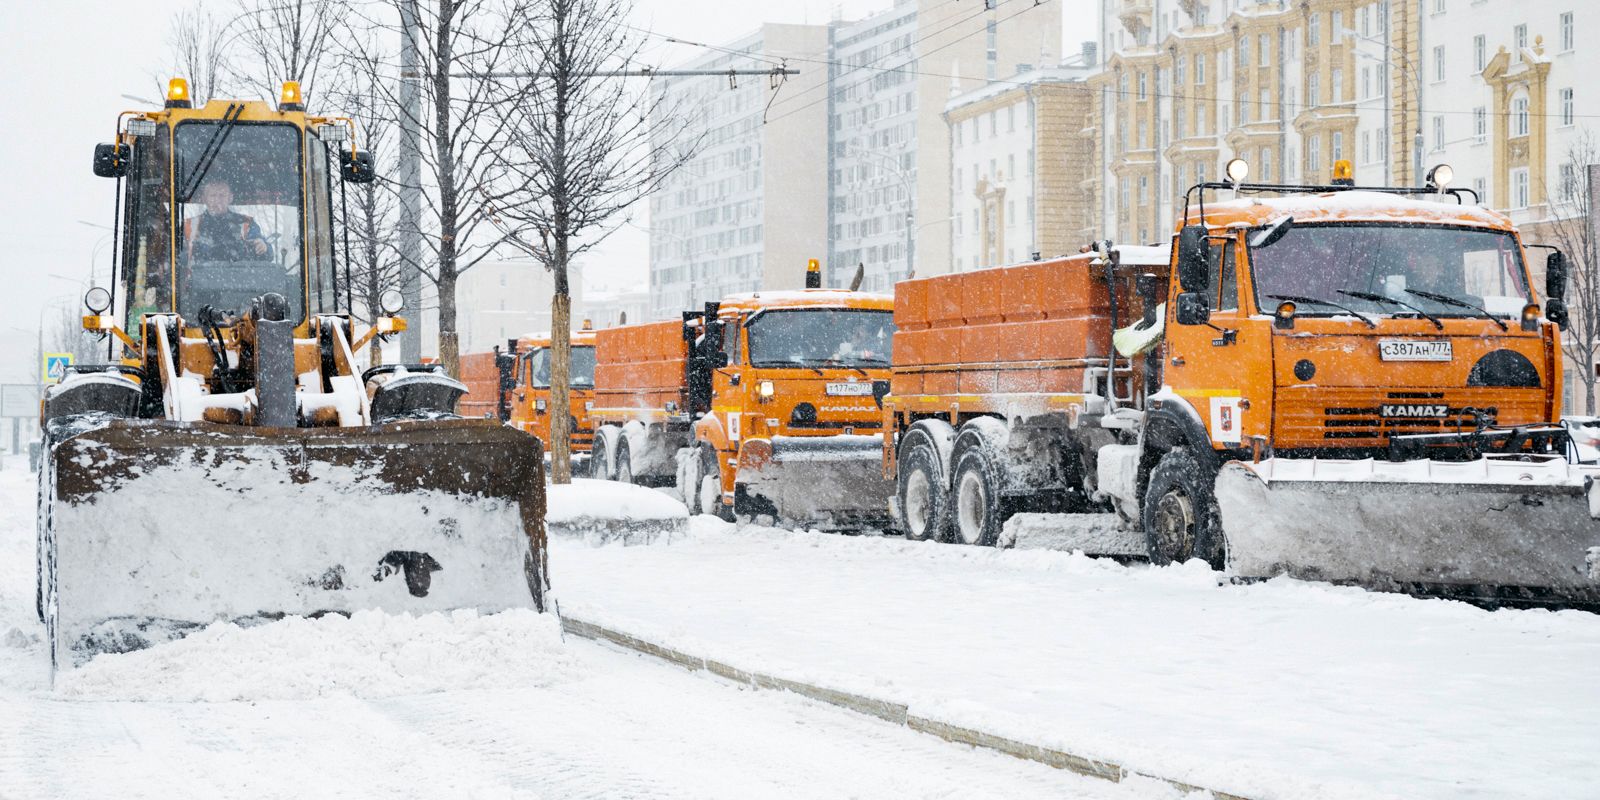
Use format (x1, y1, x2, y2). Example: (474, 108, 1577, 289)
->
(646, 0, 1061, 313)
(946, 46, 1099, 272)
(1090, 0, 1418, 244)
(646, 23, 833, 321)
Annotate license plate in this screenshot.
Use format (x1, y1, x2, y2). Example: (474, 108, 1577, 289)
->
(826, 382, 873, 396)
(1379, 340, 1452, 361)
(1381, 404, 1449, 418)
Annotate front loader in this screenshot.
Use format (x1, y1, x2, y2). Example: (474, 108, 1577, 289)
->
(39, 79, 547, 667)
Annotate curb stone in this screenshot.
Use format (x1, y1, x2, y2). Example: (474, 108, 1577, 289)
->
(561, 616, 1254, 800)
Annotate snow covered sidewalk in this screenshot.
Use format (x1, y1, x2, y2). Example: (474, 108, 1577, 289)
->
(550, 517, 1600, 800)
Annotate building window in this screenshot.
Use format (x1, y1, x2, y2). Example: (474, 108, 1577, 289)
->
(1377, 1, 1388, 32)
(1362, 66, 1371, 99)
(1331, 10, 1343, 34)
(1433, 0, 1445, 12)
(1176, 56, 1186, 85)
(1259, 34, 1270, 67)
(1196, 54, 1206, 84)
(1309, 135, 1321, 172)
(1560, 163, 1578, 203)
(1378, 126, 1388, 160)
(1474, 35, 1486, 71)
(1138, 175, 1148, 205)
(1511, 167, 1530, 208)
(1362, 130, 1372, 164)
(1360, 6, 1370, 36)
(1514, 24, 1527, 59)
(1175, 106, 1186, 138)
(1473, 177, 1487, 202)
(1474, 107, 1487, 141)
(1561, 12, 1574, 52)
(1332, 131, 1344, 161)
(1119, 178, 1129, 210)
(1332, 68, 1343, 103)
(1138, 71, 1147, 99)
(1221, 50, 1230, 81)
(1561, 88, 1575, 126)
(1197, 103, 1208, 135)
(1239, 37, 1249, 67)
(1260, 147, 1273, 182)
(1433, 46, 1445, 81)
(1433, 115, 1444, 150)
(1007, 106, 1015, 133)
(1309, 73, 1320, 105)
(1239, 93, 1251, 124)
(1512, 96, 1530, 136)
(1139, 121, 1149, 149)
(1308, 13, 1320, 46)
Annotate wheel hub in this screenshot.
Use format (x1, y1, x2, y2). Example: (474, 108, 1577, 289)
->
(1155, 490, 1195, 558)
(904, 470, 930, 535)
(956, 470, 985, 545)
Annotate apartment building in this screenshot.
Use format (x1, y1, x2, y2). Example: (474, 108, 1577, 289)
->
(1090, 0, 1418, 243)
(946, 48, 1099, 271)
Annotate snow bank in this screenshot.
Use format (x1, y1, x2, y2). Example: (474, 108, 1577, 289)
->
(547, 478, 687, 523)
(57, 609, 579, 702)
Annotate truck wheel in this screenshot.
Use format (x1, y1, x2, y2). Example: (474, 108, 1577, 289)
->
(615, 440, 634, 485)
(897, 428, 947, 541)
(588, 437, 611, 480)
(950, 446, 1003, 546)
(1141, 449, 1224, 568)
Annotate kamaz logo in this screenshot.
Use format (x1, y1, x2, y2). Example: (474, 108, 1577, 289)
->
(1381, 404, 1448, 418)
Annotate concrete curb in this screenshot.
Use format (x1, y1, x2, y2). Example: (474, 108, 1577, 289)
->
(561, 616, 1254, 800)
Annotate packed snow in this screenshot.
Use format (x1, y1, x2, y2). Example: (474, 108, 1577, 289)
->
(546, 477, 687, 523)
(3, 457, 1159, 798)
(552, 516, 1600, 800)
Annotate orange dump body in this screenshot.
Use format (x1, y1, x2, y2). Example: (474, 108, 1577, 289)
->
(592, 320, 689, 419)
(457, 351, 504, 420)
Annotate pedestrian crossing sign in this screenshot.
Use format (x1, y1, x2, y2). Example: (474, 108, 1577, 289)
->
(43, 353, 74, 383)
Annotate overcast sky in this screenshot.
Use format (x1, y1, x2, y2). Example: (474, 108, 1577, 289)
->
(0, 0, 1098, 384)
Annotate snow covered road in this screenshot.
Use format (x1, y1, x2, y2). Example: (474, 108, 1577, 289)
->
(551, 516, 1600, 800)
(0, 459, 1174, 799)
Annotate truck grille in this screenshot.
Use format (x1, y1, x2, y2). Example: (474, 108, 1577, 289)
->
(1275, 388, 1544, 448)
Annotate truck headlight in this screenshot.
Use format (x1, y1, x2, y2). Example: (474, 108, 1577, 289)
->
(758, 380, 775, 400)
(535, 398, 547, 413)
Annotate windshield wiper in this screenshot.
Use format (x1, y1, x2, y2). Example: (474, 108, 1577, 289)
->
(821, 358, 868, 376)
(754, 360, 824, 375)
(178, 103, 245, 203)
(1338, 290, 1444, 331)
(1267, 294, 1377, 328)
(1404, 289, 1509, 331)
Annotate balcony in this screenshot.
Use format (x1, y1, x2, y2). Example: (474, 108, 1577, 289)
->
(1118, 0, 1152, 40)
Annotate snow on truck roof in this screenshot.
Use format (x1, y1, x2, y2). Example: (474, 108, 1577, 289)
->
(716, 289, 895, 315)
(1187, 190, 1515, 231)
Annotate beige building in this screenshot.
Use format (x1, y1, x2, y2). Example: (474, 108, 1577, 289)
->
(945, 50, 1099, 271)
(1091, 0, 1420, 244)
(453, 260, 583, 355)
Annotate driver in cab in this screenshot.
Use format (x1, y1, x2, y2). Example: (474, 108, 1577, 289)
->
(832, 318, 883, 362)
(184, 180, 270, 263)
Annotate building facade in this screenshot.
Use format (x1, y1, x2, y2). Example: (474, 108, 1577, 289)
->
(946, 49, 1099, 271)
(1091, 0, 1419, 244)
(646, 23, 832, 321)
(453, 260, 584, 355)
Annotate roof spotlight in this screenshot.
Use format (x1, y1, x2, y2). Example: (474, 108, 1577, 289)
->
(1426, 163, 1454, 191)
(1225, 158, 1250, 184)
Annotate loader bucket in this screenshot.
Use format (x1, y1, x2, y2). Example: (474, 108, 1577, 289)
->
(737, 434, 893, 530)
(1214, 458, 1600, 606)
(39, 418, 547, 667)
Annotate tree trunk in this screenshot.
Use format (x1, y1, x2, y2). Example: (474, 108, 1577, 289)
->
(549, 288, 572, 484)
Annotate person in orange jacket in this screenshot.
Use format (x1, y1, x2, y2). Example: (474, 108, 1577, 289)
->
(184, 180, 270, 263)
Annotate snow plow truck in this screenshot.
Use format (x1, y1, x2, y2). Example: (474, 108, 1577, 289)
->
(884, 158, 1600, 607)
(589, 260, 896, 529)
(460, 324, 599, 460)
(38, 79, 548, 667)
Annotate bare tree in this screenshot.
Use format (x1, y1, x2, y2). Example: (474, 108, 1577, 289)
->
(491, 0, 694, 483)
(345, 0, 541, 378)
(1543, 130, 1600, 414)
(165, 2, 238, 103)
(229, 0, 342, 101)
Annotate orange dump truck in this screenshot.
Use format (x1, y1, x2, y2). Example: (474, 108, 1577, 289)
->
(590, 265, 896, 528)
(885, 163, 1599, 605)
(458, 326, 599, 457)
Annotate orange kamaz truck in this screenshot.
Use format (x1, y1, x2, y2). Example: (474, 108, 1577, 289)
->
(590, 261, 896, 528)
(884, 159, 1600, 606)
(460, 325, 599, 459)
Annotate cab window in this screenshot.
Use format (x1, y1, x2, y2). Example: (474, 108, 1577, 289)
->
(1208, 240, 1238, 311)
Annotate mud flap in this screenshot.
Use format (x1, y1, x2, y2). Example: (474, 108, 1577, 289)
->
(42, 418, 547, 666)
(738, 435, 893, 530)
(1214, 458, 1600, 604)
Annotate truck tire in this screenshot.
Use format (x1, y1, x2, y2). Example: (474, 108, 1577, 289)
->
(1141, 448, 1225, 568)
(589, 426, 618, 480)
(897, 427, 948, 541)
(949, 444, 1003, 547)
(614, 439, 634, 485)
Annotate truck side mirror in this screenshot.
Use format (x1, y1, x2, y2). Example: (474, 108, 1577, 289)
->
(340, 149, 375, 183)
(1547, 298, 1570, 329)
(1176, 225, 1210, 293)
(1546, 251, 1569, 302)
(93, 143, 129, 178)
(713, 351, 730, 368)
(1175, 291, 1211, 326)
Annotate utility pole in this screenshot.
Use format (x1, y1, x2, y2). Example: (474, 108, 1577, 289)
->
(398, 0, 423, 362)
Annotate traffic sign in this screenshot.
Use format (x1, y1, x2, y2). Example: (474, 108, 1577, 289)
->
(43, 353, 74, 383)
(0, 384, 40, 418)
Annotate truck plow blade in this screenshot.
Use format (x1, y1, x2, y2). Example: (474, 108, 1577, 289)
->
(1214, 458, 1600, 606)
(40, 418, 547, 667)
(739, 435, 893, 530)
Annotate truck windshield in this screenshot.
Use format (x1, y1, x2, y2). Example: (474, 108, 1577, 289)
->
(527, 345, 596, 388)
(747, 309, 894, 369)
(1248, 223, 1530, 319)
(173, 121, 304, 321)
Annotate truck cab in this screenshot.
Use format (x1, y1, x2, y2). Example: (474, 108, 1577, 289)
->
(507, 326, 598, 457)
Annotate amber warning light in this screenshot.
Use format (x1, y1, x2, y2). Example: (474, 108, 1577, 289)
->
(165, 77, 191, 109)
(805, 258, 822, 289)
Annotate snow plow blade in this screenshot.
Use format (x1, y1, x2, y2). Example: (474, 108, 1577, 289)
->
(738, 435, 893, 530)
(1214, 458, 1600, 606)
(40, 418, 547, 666)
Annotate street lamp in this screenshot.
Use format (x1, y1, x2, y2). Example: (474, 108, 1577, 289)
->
(1342, 28, 1425, 187)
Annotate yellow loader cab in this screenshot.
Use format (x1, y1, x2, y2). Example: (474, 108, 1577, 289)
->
(39, 80, 547, 668)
